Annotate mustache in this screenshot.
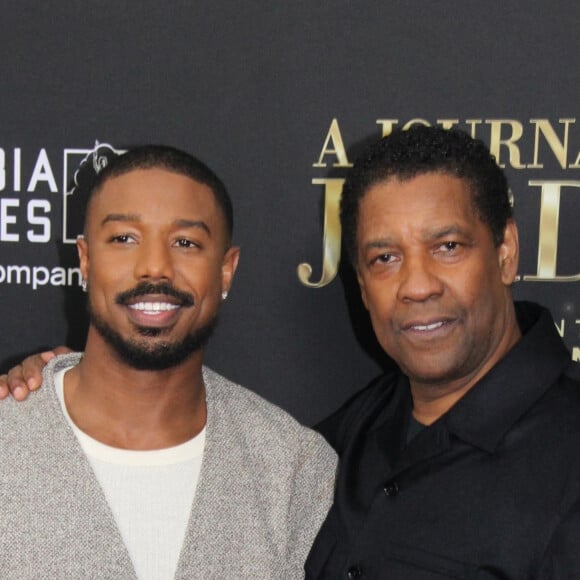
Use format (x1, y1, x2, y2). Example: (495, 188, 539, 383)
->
(115, 282, 194, 307)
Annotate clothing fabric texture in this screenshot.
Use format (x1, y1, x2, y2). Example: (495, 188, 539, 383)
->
(0, 353, 337, 579)
(307, 302, 580, 579)
(54, 365, 206, 580)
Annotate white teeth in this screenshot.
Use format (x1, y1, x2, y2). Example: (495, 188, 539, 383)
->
(128, 302, 180, 314)
(413, 321, 444, 331)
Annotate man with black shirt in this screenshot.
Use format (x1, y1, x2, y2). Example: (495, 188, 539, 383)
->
(305, 127, 580, 578)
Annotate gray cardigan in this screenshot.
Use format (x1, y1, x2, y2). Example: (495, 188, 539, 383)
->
(0, 353, 337, 579)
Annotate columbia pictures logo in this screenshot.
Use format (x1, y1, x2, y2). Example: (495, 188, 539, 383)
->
(62, 141, 125, 243)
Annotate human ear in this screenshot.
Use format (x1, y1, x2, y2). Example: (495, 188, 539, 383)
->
(498, 220, 519, 285)
(77, 234, 90, 282)
(221, 246, 240, 295)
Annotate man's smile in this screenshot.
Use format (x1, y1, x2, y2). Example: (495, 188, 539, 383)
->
(399, 317, 459, 342)
(119, 287, 194, 329)
(128, 301, 181, 314)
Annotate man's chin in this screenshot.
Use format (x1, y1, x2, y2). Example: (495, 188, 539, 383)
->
(134, 324, 171, 338)
(113, 341, 200, 371)
(89, 311, 217, 371)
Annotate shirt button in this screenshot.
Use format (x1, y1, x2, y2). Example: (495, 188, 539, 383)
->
(384, 481, 399, 496)
(347, 566, 363, 578)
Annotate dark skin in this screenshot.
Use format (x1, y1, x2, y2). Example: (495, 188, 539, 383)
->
(0, 167, 240, 450)
(356, 173, 521, 424)
(0, 347, 70, 401)
(1, 173, 520, 431)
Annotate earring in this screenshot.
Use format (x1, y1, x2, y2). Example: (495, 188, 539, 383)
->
(221, 290, 228, 301)
(81, 279, 87, 293)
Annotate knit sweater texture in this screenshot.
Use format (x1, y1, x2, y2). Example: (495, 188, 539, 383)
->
(0, 353, 337, 579)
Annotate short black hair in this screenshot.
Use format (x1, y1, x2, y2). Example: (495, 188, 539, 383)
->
(88, 145, 234, 245)
(341, 125, 513, 265)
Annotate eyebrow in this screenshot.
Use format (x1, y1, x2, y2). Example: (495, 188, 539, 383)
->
(362, 225, 472, 252)
(363, 238, 397, 251)
(422, 224, 471, 241)
(101, 213, 140, 226)
(174, 219, 211, 235)
(101, 214, 211, 235)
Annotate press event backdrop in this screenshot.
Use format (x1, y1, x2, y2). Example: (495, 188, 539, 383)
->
(0, 2, 578, 425)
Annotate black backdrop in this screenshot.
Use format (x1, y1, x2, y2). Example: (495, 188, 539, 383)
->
(0, 1, 578, 425)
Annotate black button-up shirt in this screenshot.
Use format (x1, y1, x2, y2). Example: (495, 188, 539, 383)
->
(307, 302, 580, 578)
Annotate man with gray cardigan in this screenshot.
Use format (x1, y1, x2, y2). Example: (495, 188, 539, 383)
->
(0, 145, 336, 579)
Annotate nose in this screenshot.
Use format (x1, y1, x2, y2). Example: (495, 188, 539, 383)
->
(133, 236, 174, 281)
(396, 253, 444, 303)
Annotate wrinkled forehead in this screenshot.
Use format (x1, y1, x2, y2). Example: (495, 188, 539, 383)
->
(361, 170, 481, 223)
(356, 172, 483, 239)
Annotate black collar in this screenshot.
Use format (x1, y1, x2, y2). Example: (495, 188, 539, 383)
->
(443, 302, 572, 453)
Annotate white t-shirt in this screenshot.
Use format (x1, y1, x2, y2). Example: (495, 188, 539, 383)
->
(54, 368, 205, 580)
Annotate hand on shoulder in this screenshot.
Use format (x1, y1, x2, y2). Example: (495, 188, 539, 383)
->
(0, 347, 73, 401)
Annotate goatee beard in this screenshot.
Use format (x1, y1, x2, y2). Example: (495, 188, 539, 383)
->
(89, 307, 217, 371)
